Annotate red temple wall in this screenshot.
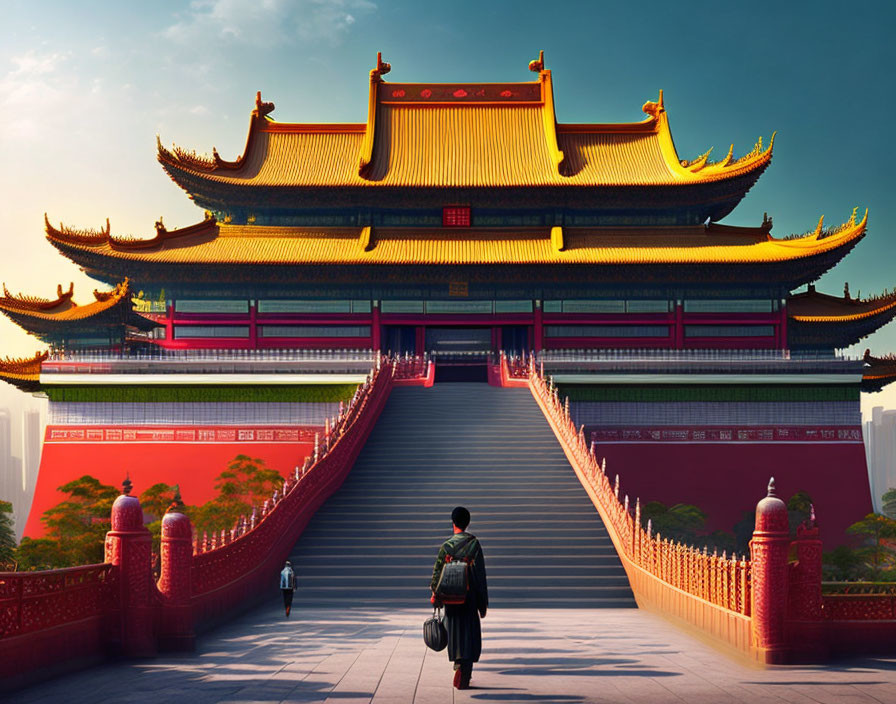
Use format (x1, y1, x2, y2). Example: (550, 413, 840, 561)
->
(590, 434, 872, 546)
(24, 425, 319, 538)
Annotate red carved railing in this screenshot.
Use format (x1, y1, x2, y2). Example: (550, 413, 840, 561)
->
(822, 593, 896, 620)
(528, 361, 756, 656)
(529, 365, 752, 610)
(0, 563, 115, 639)
(528, 357, 896, 662)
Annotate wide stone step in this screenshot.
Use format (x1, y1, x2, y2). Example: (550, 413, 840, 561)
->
(287, 384, 634, 608)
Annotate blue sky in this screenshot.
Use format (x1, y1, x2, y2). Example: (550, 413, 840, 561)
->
(0, 0, 894, 411)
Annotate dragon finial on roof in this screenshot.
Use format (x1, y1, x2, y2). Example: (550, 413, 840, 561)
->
(371, 51, 391, 81)
(254, 91, 275, 118)
(528, 50, 545, 73)
(642, 89, 665, 119)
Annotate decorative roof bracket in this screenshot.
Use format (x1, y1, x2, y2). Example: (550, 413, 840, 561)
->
(551, 225, 565, 252)
(359, 225, 374, 252)
(533, 52, 564, 173)
(358, 52, 390, 178)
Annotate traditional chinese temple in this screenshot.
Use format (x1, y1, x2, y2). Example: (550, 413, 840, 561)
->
(2, 53, 893, 542)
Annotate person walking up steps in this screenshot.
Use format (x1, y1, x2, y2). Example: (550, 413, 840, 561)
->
(430, 506, 488, 690)
(280, 560, 296, 617)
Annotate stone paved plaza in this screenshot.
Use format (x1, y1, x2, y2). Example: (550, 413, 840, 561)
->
(10, 606, 896, 704)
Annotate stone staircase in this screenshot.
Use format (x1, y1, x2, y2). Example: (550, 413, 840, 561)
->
(289, 383, 635, 607)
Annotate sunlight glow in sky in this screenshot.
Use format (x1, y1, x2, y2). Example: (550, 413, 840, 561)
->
(1, 0, 894, 414)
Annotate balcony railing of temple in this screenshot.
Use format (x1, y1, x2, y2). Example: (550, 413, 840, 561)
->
(41, 347, 379, 376)
(536, 348, 864, 376)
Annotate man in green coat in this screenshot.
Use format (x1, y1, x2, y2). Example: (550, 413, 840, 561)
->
(430, 506, 488, 690)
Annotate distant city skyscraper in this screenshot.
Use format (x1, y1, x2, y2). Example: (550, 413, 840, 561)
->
(0, 408, 11, 503)
(16, 408, 44, 538)
(864, 406, 896, 512)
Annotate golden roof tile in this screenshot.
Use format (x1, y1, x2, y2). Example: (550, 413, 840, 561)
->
(0, 280, 132, 321)
(157, 55, 774, 190)
(789, 285, 896, 323)
(44, 211, 867, 267)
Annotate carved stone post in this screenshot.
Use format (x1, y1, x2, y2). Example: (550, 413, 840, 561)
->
(104, 478, 156, 657)
(157, 490, 195, 651)
(787, 505, 821, 614)
(749, 477, 790, 664)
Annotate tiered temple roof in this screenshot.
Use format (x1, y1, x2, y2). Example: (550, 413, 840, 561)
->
(862, 351, 896, 393)
(0, 351, 47, 391)
(45, 211, 867, 288)
(788, 283, 896, 349)
(0, 278, 157, 344)
(157, 54, 773, 219)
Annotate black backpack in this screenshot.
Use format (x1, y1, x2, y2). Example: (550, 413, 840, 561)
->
(434, 535, 476, 605)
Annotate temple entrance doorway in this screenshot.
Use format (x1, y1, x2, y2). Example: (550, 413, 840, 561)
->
(426, 326, 490, 382)
(500, 325, 530, 355)
(382, 325, 416, 355)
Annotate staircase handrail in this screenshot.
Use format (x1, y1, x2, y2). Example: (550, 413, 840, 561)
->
(187, 355, 428, 627)
(527, 361, 751, 617)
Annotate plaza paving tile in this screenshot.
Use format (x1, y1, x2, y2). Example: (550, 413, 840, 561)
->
(8, 607, 896, 704)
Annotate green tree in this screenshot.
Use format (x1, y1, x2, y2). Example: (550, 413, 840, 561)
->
(140, 483, 184, 555)
(881, 488, 896, 520)
(17, 475, 119, 569)
(787, 490, 814, 536)
(846, 513, 896, 577)
(732, 509, 756, 557)
(0, 500, 17, 569)
(641, 501, 707, 546)
(140, 483, 179, 521)
(822, 545, 865, 581)
(193, 455, 283, 535)
(14, 537, 66, 571)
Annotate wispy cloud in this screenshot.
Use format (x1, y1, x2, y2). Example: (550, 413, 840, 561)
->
(0, 51, 72, 140)
(164, 0, 376, 47)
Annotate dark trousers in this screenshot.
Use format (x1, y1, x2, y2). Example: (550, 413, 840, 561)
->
(282, 589, 294, 615)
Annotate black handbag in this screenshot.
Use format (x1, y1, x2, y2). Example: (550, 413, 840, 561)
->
(434, 535, 475, 604)
(423, 607, 447, 651)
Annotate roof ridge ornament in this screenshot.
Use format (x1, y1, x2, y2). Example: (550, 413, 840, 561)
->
(254, 91, 275, 118)
(371, 52, 391, 82)
(642, 90, 665, 119)
(528, 50, 545, 73)
(359, 52, 389, 177)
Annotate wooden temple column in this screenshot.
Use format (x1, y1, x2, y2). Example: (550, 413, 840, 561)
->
(674, 301, 684, 348)
(533, 301, 544, 351)
(371, 302, 381, 351)
(249, 301, 258, 349)
(165, 302, 174, 344)
(779, 298, 788, 349)
(415, 326, 425, 355)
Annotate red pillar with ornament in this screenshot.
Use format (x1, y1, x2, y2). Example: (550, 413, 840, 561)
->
(104, 478, 156, 657)
(157, 486, 195, 651)
(749, 477, 791, 664)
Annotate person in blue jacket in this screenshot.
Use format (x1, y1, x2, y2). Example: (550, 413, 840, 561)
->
(280, 560, 296, 617)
